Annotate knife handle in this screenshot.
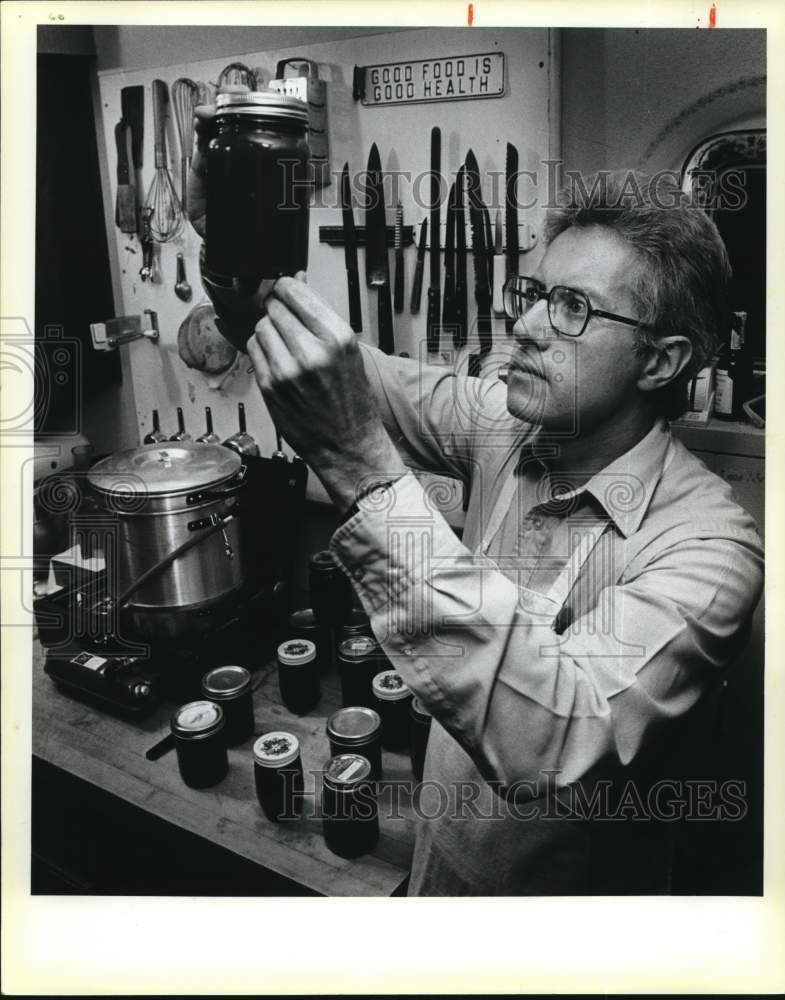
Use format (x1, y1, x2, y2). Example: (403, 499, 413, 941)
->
(410, 257, 425, 313)
(347, 269, 362, 333)
(426, 287, 440, 354)
(377, 285, 394, 355)
(492, 254, 506, 314)
(454, 275, 467, 347)
(394, 252, 404, 314)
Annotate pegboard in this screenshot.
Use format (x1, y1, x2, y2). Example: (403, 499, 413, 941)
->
(95, 27, 553, 504)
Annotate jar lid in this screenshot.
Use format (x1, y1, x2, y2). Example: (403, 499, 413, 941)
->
(171, 699, 224, 739)
(286, 607, 319, 631)
(372, 669, 411, 702)
(323, 753, 372, 788)
(411, 697, 433, 719)
(253, 731, 300, 768)
(277, 639, 316, 666)
(339, 608, 371, 636)
(326, 706, 381, 743)
(88, 441, 241, 496)
(337, 635, 378, 661)
(215, 90, 308, 123)
(309, 549, 337, 570)
(201, 665, 251, 699)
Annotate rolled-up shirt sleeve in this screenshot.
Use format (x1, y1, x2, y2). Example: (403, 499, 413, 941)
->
(330, 471, 764, 791)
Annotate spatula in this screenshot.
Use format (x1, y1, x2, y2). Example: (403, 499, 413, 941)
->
(114, 120, 137, 234)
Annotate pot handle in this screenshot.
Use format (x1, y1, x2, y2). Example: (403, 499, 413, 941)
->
(185, 464, 247, 506)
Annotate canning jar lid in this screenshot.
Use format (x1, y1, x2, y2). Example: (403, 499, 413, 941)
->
(411, 696, 433, 719)
(339, 608, 371, 635)
(171, 699, 225, 739)
(88, 441, 241, 496)
(201, 664, 251, 699)
(323, 753, 372, 788)
(372, 669, 411, 702)
(277, 639, 317, 666)
(215, 90, 308, 123)
(253, 731, 301, 768)
(327, 706, 381, 743)
(309, 549, 337, 570)
(286, 607, 319, 630)
(337, 635, 378, 661)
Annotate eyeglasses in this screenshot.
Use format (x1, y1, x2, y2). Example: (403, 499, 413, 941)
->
(502, 275, 650, 338)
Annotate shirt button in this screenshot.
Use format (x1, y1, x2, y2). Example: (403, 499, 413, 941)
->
(402, 645, 415, 656)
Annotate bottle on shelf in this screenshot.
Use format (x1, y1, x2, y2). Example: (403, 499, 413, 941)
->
(715, 311, 753, 422)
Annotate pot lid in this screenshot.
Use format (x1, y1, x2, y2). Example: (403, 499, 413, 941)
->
(88, 441, 241, 496)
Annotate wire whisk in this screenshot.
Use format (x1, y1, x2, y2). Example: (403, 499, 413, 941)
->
(145, 78, 183, 243)
(172, 77, 199, 210)
(217, 62, 257, 92)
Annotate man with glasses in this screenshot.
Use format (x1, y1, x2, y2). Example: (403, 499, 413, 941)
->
(195, 167, 764, 896)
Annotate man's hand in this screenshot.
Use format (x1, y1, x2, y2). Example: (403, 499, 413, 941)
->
(247, 276, 407, 511)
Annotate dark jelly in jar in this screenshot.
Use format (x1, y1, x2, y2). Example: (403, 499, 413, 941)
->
(253, 731, 304, 821)
(201, 664, 255, 746)
(171, 699, 229, 789)
(321, 753, 379, 858)
(372, 669, 412, 752)
(206, 91, 311, 281)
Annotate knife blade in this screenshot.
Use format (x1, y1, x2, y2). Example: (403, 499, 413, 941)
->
(442, 181, 457, 345)
(454, 166, 468, 348)
(426, 126, 442, 354)
(340, 162, 362, 333)
(114, 120, 137, 233)
(393, 202, 404, 313)
(505, 142, 520, 334)
(121, 85, 145, 171)
(365, 143, 394, 355)
(465, 149, 492, 369)
(492, 209, 506, 315)
(410, 218, 428, 313)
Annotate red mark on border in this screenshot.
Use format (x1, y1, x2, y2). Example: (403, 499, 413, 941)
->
(468, 3, 474, 26)
(709, 3, 717, 27)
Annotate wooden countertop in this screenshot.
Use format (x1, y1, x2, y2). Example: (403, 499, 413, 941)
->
(32, 639, 416, 896)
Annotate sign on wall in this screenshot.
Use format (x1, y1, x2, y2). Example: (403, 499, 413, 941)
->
(356, 52, 504, 106)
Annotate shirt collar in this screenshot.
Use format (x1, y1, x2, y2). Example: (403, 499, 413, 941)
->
(519, 419, 672, 538)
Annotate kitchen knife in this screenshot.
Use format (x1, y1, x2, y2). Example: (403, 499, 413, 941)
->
(340, 162, 362, 333)
(465, 149, 492, 371)
(365, 143, 394, 355)
(454, 166, 468, 348)
(442, 181, 457, 345)
(121, 86, 145, 171)
(410, 218, 428, 313)
(505, 142, 520, 334)
(114, 120, 137, 233)
(492, 209, 506, 314)
(426, 126, 442, 354)
(393, 202, 404, 313)
(483, 206, 494, 320)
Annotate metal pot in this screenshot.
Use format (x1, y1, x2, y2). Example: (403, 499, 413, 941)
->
(87, 442, 247, 640)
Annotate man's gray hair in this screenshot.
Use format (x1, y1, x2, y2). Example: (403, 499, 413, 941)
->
(545, 170, 732, 418)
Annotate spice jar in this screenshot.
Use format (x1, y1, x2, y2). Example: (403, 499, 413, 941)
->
(326, 705, 382, 781)
(206, 91, 311, 280)
(277, 638, 320, 715)
(308, 549, 354, 632)
(372, 669, 413, 752)
(410, 696, 433, 781)
(253, 731, 305, 822)
(171, 700, 229, 789)
(286, 607, 332, 674)
(321, 754, 379, 858)
(337, 635, 383, 709)
(201, 665, 255, 746)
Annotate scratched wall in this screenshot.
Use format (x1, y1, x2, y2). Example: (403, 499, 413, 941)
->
(95, 26, 553, 508)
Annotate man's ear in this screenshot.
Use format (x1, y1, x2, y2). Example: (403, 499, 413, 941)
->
(637, 336, 693, 393)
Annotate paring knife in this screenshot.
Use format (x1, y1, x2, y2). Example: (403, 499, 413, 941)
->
(410, 218, 428, 313)
(114, 120, 137, 233)
(365, 143, 395, 355)
(340, 162, 362, 333)
(394, 202, 404, 313)
(454, 166, 468, 348)
(426, 126, 442, 354)
(442, 181, 457, 345)
(465, 149, 492, 375)
(492, 209, 506, 315)
(505, 142, 520, 334)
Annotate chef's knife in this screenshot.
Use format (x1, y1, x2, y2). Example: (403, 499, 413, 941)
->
(492, 209, 506, 314)
(426, 126, 442, 354)
(410, 218, 428, 313)
(393, 202, 404, 313)
(454, 166, 468, 348)
(114, 120, 137, 233)
(505, 142, 520, 334)
(483, 206, 494, 320)
(340, 162, 362, 333)
(121, 86, 145, 171)
(442, 181, 457, 345)
(465, 149, 492, 372)
(365, 143, 394, 355)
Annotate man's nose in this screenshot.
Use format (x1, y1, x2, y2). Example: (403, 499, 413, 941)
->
(513, 298, 551, 345)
